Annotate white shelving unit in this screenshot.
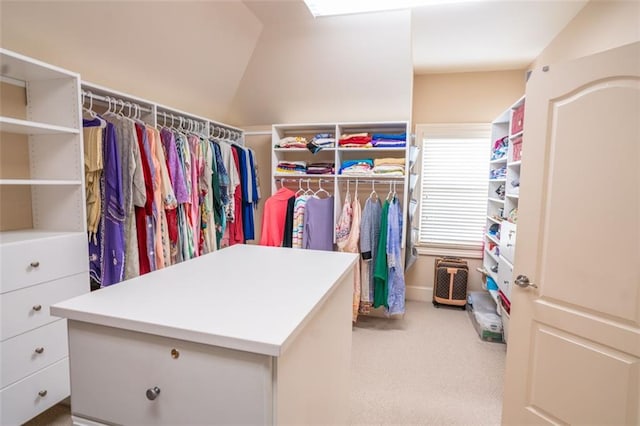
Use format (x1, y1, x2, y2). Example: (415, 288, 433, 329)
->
(0, 48, 90, 425)
(272, 121, 411, 252)
(482, 95, 525, 343)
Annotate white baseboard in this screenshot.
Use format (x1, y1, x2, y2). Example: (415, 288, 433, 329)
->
(406, 285, 432, 302)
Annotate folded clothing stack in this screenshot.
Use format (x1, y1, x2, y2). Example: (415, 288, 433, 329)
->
(338, 133, 372, 148)
(307, 162, 335, 175)
(373, 157, 405, 175)
(310, 133, 335, 148)
(339, 159, 374, 175)
(491, 136, 508, 160)
(371, 132, 406, 148)
(489, 166, 506, 179)
(276, 160, 307, 174)
(277, 136, 308, 148)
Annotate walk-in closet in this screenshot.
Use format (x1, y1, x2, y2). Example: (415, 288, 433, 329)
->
(0, 1, 638, 425)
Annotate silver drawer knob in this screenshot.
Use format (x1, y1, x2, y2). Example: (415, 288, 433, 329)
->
(32, 304, 42, 311)
(146, 386, 161, 401)
(35, 347, 45, 354)
(38, 390, 47, 397)
(30, 261, 40, 268)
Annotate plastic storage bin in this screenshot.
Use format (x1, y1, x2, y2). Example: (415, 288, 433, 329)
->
(467, 292, 504, 343)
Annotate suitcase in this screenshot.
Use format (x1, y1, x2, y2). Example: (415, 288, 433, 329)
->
(433, 257, 468, 309)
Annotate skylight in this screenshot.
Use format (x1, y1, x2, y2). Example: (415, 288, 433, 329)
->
(303, 0, 479, 17)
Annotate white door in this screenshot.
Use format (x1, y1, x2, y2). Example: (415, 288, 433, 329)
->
(502, 42, 640, 424)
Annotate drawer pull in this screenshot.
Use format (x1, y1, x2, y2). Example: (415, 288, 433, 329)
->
(35, 347, 45, 354)
(32, 304, 43, 311)
(146, 386, 161, 401)
(171, 348, 180, 359)
(30, 261, 40, 268)
(38, 390, 48, 397)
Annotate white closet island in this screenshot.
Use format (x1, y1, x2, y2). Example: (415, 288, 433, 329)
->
(51, 245, 358, 426)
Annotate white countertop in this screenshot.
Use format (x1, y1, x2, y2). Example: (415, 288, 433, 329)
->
(51, 245, 357, 357)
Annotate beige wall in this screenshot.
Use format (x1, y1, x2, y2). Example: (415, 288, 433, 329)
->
(531, 0, 640, 70)
(0, 1, 263, 122)
(228, 2, 413, 126)
(412, 70, 526, 125)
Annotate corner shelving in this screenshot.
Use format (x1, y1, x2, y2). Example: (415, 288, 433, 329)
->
(482, 95, 525, 344)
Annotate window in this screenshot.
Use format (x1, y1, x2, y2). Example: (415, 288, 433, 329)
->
(416, 124, 490, 253)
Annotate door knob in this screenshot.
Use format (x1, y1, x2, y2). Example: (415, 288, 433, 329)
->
(146, 386, 161, 401)
(514, 274, 538, 289)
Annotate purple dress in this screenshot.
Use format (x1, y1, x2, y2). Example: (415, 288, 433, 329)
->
(302, 196, 334, 251)
(84, 118, 125, 287)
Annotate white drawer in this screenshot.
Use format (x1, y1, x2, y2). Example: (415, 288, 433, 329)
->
(0, 358, 70, 426)
(1, 273, 87, 341)
(0, 233, 88, 294)
(497, 256, 514, 301)
(69, 321, 272, 425)
(1, 320, 69, 388)
(499, 220, 517, 264)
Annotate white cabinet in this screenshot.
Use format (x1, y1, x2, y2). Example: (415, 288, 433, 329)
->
(483, 96, 525, 342)
(0, 49, 89, 425)
(271, 121, 411, 251)
(51, 245, 357, 425)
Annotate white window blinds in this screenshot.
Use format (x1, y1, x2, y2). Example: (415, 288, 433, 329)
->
(418, 126, 490, 250)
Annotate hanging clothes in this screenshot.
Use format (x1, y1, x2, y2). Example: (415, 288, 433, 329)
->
(260, 187, 296, 247)
(175, 132, 195, 261)
(241, 148, 259, 241)
(344, 196, 362, 322)
(133, 123, 155, 275)
(104, 113, 143, 280)
(146, 126, 171, 269)
(227, 145, 244, 246)
(386, 197, 405, 315)
(373, 199, 390, 309)
(282, 195, 296, 248)
(335, 192, 353, 251)
(160, 128, 185, 265)
(188, 134, 203, 257)
(211, 141, 227, 248)
(83, 123, 103, 240)
(302, 195, 334, 251)
(292, 194, 309, 249)
(84, 117, 125, 288)
(359, 196, 382, 313)
(200, 138, 217, 254)
(218, 141, 240, 223)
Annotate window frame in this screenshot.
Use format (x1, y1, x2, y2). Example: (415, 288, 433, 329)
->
(414, 123, 491, 258)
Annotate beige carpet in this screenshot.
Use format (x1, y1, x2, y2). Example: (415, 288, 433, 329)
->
(350, 300, 506, 425)
(25, 300, 505, 426)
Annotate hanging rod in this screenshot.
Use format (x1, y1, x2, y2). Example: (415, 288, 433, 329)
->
(81, 90, 153, 114)
(276, 177, 333, 183)
(341, 178, 405, 185)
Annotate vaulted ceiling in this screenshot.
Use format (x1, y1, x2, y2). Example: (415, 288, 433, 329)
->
(1, 0, 589, 126)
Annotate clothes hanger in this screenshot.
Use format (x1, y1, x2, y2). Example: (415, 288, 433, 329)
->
(295, 178, 305, 197)
(314, 179, 331, 198)
(386, 181, 394, 201)
(354, 179, 359, 201)
(304, 179, 314, 196)
(345, 179, 351, 201)
(369, 180, 378, 201)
